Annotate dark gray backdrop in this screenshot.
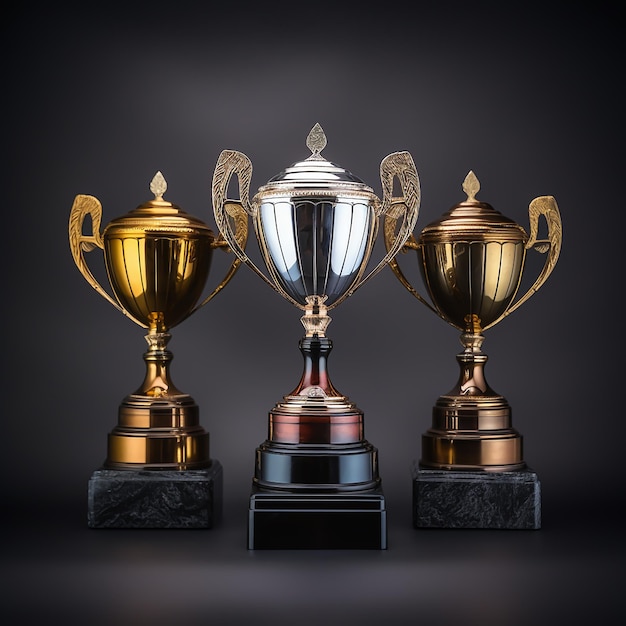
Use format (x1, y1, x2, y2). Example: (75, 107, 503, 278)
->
(3, 2, 622, 624)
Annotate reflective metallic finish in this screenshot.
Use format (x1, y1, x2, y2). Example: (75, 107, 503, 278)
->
(257, 198, 375, 307)
(69, 172, 247, 468)
(103, 200, 213, 331)
(419, 239, 526, 332)
(212, 123, 420, 314)
(385, 171, 562, 470)
(211, 125, 421, 497)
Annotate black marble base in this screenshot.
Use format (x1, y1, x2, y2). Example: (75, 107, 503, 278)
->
(87, 461, 223, 529)
(248, 488, 387, 549)
(413, 464, 541, 529)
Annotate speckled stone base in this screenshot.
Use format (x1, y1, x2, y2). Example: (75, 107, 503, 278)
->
(87, 461, 223, 529)
(413, 463, 541, 529)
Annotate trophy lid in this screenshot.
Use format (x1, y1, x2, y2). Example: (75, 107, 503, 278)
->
(104, 171, 214, 238)
(254, 123, 376, 200)
(418, 171, 528, 244)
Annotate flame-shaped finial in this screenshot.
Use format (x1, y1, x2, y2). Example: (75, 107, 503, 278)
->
(150, 171, 167, 200)
(462, 170, 480, 202)
(306, 123, 327, 160)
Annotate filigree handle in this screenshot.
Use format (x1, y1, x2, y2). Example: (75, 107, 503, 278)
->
(487, 195, 562, 327)
(212, 149, 300, 304)
(185, 201, 249, 317)
(383, 219, 440, 315)
(68, 194, 126, 315)
(342, 151, 421, 301)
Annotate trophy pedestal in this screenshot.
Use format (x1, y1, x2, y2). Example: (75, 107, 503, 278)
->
(248, 488, 387, 549)
(87, 461, 223, 529)
(412, 463, 540, 529)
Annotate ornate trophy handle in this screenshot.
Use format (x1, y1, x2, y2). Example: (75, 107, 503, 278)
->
(344, 150, 421, 300)
(212, 150, 290, 296)
(186, 201, 249, 317)
(485, 195, 562, 329)
(69, 194, 127, 316)
(383, 217, 441, 316)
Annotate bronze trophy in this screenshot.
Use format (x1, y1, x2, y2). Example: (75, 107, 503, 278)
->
(212, 124, 420, 548)
(69, 171, 247, 528)
(385, 170, 562, 529)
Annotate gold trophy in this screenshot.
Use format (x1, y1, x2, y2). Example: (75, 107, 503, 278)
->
(385, 170, 562, 529)
(212, 124, 420, 548)
(69, 171, 247, 528)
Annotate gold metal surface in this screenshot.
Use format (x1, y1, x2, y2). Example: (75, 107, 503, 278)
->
(385, 171, 562, 470)
(69, 172, 247, 468)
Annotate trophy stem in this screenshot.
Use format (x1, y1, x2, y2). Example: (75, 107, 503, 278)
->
(420, 330, 525, 471)
(288, 336, 342, 399)
(253, 301, 380, 490)
(104, 330, 210, 470)
(249, 320, 385, 547)
(134, 331, 184, 397)
(448, 331, 495, 398)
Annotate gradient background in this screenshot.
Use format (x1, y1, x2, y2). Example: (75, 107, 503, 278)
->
(3, 2, 623, 624)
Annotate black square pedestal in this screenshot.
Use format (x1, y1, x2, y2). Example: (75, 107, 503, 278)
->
(413, 463, 541, 529)
(87, 460, 223, 529)
(248, 488, 387, 549)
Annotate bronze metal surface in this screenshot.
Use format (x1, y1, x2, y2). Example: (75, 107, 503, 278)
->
(384, 171, 562, 471)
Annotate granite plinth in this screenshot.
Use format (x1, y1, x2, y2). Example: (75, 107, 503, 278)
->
(413, 463, 540, 529)
(87, 461, 223, 529)
(248, 488, 387, 549)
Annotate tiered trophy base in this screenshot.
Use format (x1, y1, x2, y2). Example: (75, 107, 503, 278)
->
(412, 462, 540, 529)
(248, 487, 387, 549)
(246, 330, 388, 549)
(87, 461, 223, 529)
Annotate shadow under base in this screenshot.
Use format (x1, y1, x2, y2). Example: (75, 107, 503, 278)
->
(248, 488, 387, 549)
(412, 463, 540, 529)
(87, 461, 223, 529)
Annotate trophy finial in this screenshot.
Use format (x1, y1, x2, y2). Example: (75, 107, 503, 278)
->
(150, 171, 167, 200)
(306, 123, 327, 160)
(462, 170, 480, 202)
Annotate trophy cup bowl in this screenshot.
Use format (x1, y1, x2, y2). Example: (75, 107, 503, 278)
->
(212, 123, 420, 548)
(69, 171, 247, 527)
(384, 170, 562, 529)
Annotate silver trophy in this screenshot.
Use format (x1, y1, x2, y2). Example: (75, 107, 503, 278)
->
(212, 124, 420, 548)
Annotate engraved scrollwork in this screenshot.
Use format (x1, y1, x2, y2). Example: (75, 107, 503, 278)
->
(68, 194, 124, 314)
(212, 149, 300, 305)
(190, 200, 250, 312)
(306, 122, 327, 159)
(343, 151, 421, 301)
(211, 150, 255, 270)
(383, 210, 439, 315)
(492, 195, 562, 324)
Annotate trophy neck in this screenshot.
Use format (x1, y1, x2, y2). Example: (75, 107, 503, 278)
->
(288, 336, 342, 399)
(444, 330, 498, 399)
(133, 331, 185, 397)
(300, 295, 331, 337)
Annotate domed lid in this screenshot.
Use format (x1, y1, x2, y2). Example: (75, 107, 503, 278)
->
(104, 171, 213, 238)
(254, 123, 376, 200)
(419, 171, 528, 244)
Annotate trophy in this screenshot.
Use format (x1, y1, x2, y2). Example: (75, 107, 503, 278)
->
(69, 171, 247, 528)
(212, 124, 420, 548)
(385, 170, 562, 529)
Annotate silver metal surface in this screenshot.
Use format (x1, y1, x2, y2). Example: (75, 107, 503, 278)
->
(258, 197, 374, 306)
(212, 123, 421, 312)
